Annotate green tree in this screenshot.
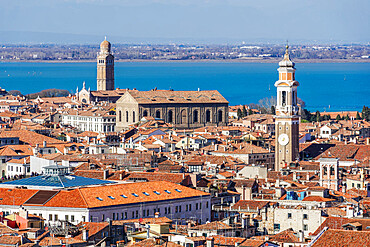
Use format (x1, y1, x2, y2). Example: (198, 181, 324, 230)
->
(336, 114, 341, 121)
(301, 109, 312, 122)
(248, 109, 253, 115)
(237, 109, 242, 119)
(356, 111, 361, 120)
(362, 106, 370, 121)
(345, 114, 350, 121)
(323, 114, 331, 121)
(315, 111, 321, 122)
(242, 105, 247, 117)
(270, 105, 276, 115)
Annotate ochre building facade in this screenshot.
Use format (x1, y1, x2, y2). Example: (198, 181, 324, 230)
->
(116, 90, 229, 130)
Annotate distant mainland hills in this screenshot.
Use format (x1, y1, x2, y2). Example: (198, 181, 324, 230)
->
(0, 31, 364, 45)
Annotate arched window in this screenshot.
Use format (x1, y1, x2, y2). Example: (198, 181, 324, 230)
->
(126, 111, 129, 122)
(143, 110, 148, 117)
(193, 110, 199, 123)
(168, 110, 173, 123)
(156, 110, 161, 119)
(119, 111, 122, 122)
(218, 110, 223, 122)
(282, 91, 287, 106)
(181, 110, 187, 124)
(206, 110, 211, 122)
(132, 111, 136, 122)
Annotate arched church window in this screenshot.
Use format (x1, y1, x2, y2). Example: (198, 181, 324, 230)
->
(143, 110, 148, 117)
(218, 110, 223, 122)
(181, 110, 187, 124)
(206, 110, 211, 122)
(193, 110, 199, 123)
(282, 91, 287, 106)
(156, 110, 161, 119)
(126, 111, 129, 122)
(168, 110, 173, 123)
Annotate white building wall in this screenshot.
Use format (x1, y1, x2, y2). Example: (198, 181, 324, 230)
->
(30, 156, 55, 174)
(6, 162, 29, 177)
(62, 115, 115, 133)
(274, 208, 324, 237)
(0, 196, 211, 226)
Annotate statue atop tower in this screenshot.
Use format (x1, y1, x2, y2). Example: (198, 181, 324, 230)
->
(97, 37, 115, 91)
(274, 45, 300, 170)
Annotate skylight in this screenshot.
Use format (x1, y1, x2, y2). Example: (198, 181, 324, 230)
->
(175, 189, 182, 193)
(143, 192, 150, 196)
(132, 193, 139, 197)
(96, 197, 103, 201)
(108, 196, 115, 200)
(164, 190, 171, 194)
(120, 195, 127, 198)
(153, 191, 160, 195)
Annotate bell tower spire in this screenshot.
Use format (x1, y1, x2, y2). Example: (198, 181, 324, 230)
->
(274, 45, 300, 170)
(97, 38, 115, 91)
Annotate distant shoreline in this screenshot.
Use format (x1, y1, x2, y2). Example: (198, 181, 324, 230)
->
(1, 58, 370, 63)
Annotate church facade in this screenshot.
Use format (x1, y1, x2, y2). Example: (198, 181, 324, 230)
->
(116, 89, 229, 130)
(274, 46, 300, 170)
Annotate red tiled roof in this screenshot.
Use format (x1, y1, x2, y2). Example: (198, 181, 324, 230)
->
(45, 181, 209, 209)
(312, 217, 370, 235)
(231, 200, 271, 211)
(311, 229, 370, 247)
(189, 221, 232, 230)
(0, 130, 65, 146)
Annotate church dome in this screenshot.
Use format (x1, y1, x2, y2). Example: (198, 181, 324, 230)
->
(100, 39, 111, 52)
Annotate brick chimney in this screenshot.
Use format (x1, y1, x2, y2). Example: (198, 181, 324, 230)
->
(206, 237, 214, 247)
(103, 169, 109, 180)
(82, 230, 89, 241)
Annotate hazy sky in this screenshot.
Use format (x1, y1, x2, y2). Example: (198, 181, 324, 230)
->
(1, 0, 369, 43)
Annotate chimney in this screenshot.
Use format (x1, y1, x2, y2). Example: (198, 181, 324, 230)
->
(206, 237, 214, 247)
(214, 144, 218, 151)
(299, 230, 304, 242)
(306, 173, 310, 181)
(367, 138, 370, 145)
(103, 169, 109, 180)
(293, 172, 297, 181)
(154, 212, 159, 218)
(43, 141, 47, 148)
(19, 207, 28, 219)
(82, 230, 89, 241)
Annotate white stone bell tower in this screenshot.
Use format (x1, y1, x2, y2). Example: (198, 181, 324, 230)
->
(274, 45, 300, 170)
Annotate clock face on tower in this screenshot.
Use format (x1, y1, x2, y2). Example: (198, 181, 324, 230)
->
(278, 134, 289, 146)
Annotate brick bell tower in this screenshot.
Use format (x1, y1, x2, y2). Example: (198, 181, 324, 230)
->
(97, 37, 114, 91)
(274, 45, 300, 170)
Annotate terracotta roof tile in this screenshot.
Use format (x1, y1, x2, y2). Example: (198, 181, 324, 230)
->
(311, 229, 370, 247)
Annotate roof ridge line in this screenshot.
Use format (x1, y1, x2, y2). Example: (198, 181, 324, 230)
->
(77, 188, 89, 208)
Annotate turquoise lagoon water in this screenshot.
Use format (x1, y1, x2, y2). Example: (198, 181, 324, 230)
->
(0, 61, 369, 112)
